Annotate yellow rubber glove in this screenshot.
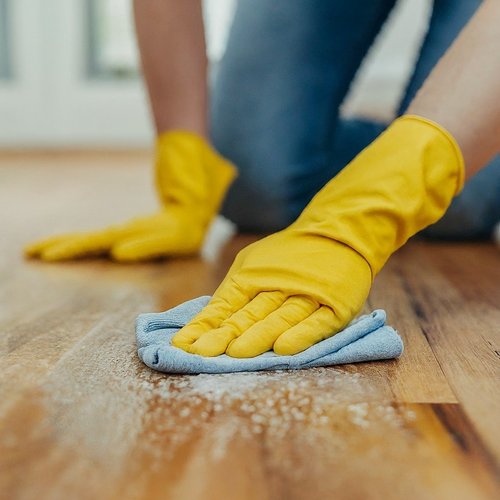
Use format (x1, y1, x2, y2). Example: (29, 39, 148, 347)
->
(172, 115, 464, 357)
(24, 131, 236, 261)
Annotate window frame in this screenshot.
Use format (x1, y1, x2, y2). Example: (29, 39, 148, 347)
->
(0, 0, 11, 78)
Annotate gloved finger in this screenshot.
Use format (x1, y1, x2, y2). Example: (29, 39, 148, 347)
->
(171, 281, 250, 351)
(187, 291, 286, 356)
(111, 232, 194, 262)
(24, 234, 81, 258)
(273, 306, 341, 356)
(226, 295, 318, 358)
(39, 232, 115, 261)
(183, 291, 287, 357)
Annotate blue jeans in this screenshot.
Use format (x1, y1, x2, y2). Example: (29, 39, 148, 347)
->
(211, 0, 500, 239)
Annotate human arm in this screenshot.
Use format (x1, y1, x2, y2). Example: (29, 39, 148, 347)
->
(25, 0, 236, 262)
(133, 0, 208, 137)
(407, 0, 500, 176)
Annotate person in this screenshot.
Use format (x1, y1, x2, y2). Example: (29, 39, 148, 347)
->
(26, 0, 500, 358)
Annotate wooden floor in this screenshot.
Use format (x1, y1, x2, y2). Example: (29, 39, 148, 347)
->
(0, 151, 499, 500)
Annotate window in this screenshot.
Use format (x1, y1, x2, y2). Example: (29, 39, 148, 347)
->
(0, 0, 429, 148)
(85, 0, 236, 79)
(0, 0, 152, 148)
(87, 0, 138, 79)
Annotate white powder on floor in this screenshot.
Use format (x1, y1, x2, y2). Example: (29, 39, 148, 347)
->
(128, 366, 417, 466)
(36, 335, 418, 475)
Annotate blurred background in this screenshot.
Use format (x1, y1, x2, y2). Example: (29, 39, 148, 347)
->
(0, 0, 431, 149)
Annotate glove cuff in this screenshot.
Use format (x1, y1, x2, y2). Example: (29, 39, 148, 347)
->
(154, 130, 237, 222)
(295, 114, 465, 277)
(399, 114, 465, 195)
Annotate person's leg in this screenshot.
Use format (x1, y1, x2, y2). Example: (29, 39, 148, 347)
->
(397, 0, 500, 240)
(211, 0, 396, 232)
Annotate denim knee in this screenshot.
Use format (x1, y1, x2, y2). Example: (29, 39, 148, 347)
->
(421, 157, 500, 240)
(218, 146, 330, 233)
(219, 161, 293, 233)
(214, 119, 386, 233)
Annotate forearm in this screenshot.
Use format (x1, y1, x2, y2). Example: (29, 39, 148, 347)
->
(407, 0, 500, 178)
(133, 0, 208, 136)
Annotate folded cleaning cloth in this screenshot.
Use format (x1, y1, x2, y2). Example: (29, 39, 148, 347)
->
(136, 296, 404, 374)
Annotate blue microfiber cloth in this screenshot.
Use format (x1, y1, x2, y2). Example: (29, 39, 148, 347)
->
(136, 296, 404, 374)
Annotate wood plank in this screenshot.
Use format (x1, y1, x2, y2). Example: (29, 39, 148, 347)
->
(365, 257, 458, 404)
(395, 242, 500, 462)
(1, 374, 499, 499)
(0, 154, 498, 499)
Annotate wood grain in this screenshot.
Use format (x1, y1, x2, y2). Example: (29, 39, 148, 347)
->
(0, 152, 499, 500)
